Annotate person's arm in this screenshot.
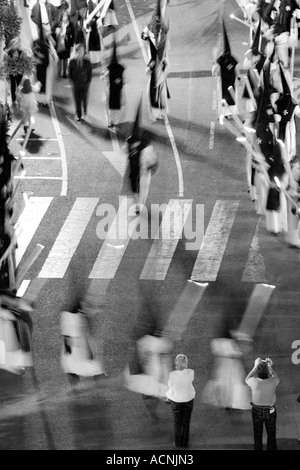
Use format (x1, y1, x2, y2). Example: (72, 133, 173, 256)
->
(87, 61, 92, 84)
(266, 358, 280, 384)
(245, 358, 261, 384)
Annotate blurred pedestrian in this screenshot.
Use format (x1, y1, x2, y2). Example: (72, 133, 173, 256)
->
(201, 336, 252, 410)
(55, 9, 74, 78)
(19, 74, 41, 133)
(68, 42, 92, 121)
(60, 308, 104, 386)
(31, 0, 57, 39)
(86, 0, 102, 64)
(105, 39, 125, 128)
(5, 37, 24, 107)
(127, 100, 159, 215)
(284, 155, 300, 247)
(165, 354, 195, 449)
(245, 357, 280, 450)
(141, 1, 170, 121)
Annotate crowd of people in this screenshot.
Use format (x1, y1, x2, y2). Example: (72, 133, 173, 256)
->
(213, 0, 300, 248)
(1, 0, 296, 451)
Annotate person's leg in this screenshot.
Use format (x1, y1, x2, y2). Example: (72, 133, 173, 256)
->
(74, 86, 82, 119)
(181, 399, 194, 448)
(10, 76, 16, 103)
(252, 408, 264, 450)
(171, 401, 182, 448)
(63, 59, 68, 77)
(265, 409, 277, 450)
(138, 170, 151, 207)
(82, 85, 89, 115)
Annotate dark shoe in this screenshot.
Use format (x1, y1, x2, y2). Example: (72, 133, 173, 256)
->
(76, 116, 81, 122)
(63, 73, 67, 78)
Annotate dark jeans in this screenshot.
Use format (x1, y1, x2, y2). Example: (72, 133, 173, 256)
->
(73, 85, 89, 118)
(252, 404, 277, 450)
(170, 399, 194, 448)
(10, 74, 22, 103)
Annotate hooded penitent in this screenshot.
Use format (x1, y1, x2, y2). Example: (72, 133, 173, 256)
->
(216, 21, 238, 106)
(107, 38, 124, 110)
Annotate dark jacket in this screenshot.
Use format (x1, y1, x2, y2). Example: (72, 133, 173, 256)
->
(31, 1, 57, 29)
(68, 57, 92, 88)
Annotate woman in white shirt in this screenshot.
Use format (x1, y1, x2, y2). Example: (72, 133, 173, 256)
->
(166, 354, 195, 448)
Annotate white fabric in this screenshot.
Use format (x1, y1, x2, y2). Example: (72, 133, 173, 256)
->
(245, 376, 279, 406)
(166, 369, 196, 403)
(202, 338, 251, 410)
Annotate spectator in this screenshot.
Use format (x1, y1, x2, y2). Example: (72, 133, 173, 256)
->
(245, 357, 280, 450)
(55, 10, 74, 78)
(5, 37, 24, 106)
(68, 43, 92, 121)
(165, 354, 195, 449)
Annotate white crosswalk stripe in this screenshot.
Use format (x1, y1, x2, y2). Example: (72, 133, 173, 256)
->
(15, 197, 53, 267)
(190, 200, 239, 282)
(15, 197, 266, 284)
(89, 196, 139, 280)
(140, 199, 192, 280)
(38, 198, 99, 278)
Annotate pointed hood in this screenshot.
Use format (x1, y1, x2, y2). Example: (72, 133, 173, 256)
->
(156, 0, 161, 19)
(129, 96, 143, 142)
(279, 64, 291, 95)
(38, 1, 45, 42)
(222, 20, 231, 55)
(110, 36, 118, 65)
(251, 20, 261, 56)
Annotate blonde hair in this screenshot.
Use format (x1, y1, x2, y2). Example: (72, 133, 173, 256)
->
(175, 354, 188, 370)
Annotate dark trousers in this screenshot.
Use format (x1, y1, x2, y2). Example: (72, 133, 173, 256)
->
(10, 74, 22, 103)
(73, 85, 89, 118)
(252, 405, 277, 450)
(170, 399, 194, 448)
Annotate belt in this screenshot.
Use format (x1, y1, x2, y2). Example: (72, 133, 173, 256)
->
(251, 402, 276, 412)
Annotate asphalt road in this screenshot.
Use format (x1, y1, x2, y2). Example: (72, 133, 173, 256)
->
(1, 0, 300, 452)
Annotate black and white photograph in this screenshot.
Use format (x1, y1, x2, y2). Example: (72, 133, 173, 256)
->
(1, 0, 300, 455)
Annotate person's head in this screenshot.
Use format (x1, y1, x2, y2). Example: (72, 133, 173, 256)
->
(62, 10, 69, 23)
(76, 43, 85, 60)
(256, 360, 270, 379)
(290, 155, 300, 180)
(175, 354, 188, 370)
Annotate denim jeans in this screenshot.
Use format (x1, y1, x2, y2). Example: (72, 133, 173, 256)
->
(251, 404, 277, 450)
(170, 399, 194, 448)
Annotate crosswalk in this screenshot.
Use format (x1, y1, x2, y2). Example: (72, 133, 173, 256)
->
(15, 196, 267, 284)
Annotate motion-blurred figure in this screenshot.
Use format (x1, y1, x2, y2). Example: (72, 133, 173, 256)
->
(19, 75, 41, 133)
(202, 283, 276, 411)
(201, 336, 252, 410)
(105, 38, 125, 128)
(0, 293, 33, 375)
(245, 357, 280, 450)
(127, 99, 159, 215)
(141, 0, 170, 121)
(124, 332, 173, 403)
(60, 307, 105, 386)
(5, 37, 24, 107)
(166, 354, 195, 449)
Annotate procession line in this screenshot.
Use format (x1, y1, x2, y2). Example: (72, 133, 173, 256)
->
(124, 0, 184, 197)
